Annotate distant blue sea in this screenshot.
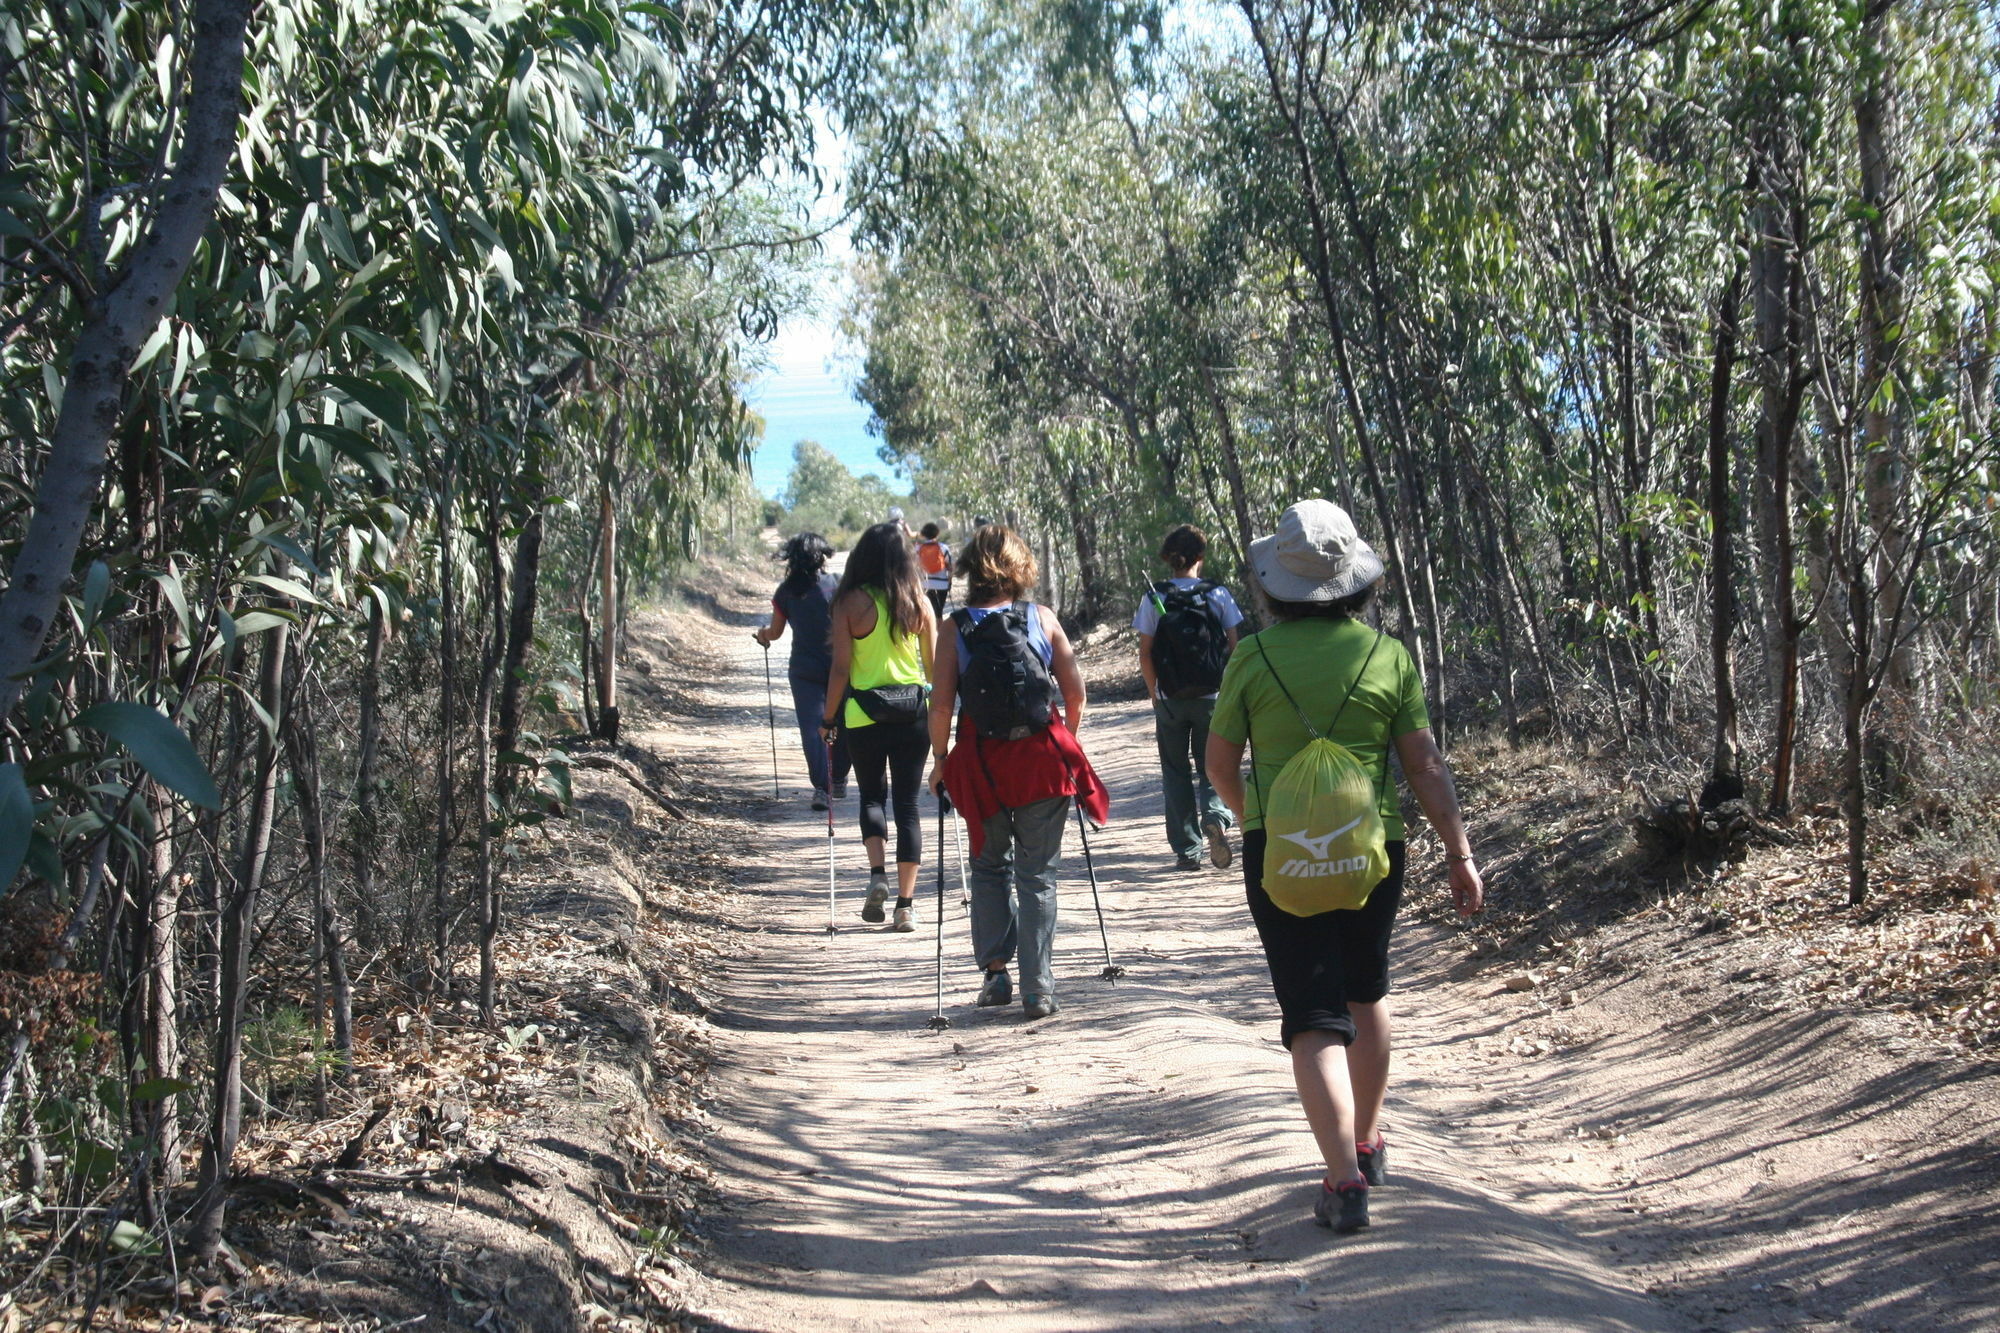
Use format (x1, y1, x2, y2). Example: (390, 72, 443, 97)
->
(743, 326, 907, 499)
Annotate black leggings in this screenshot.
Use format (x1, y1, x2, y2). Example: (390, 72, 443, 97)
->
(845, 717, 928, 866)
(1244, 831, 1406, 1049)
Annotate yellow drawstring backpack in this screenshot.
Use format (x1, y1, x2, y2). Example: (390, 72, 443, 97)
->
(1251, 633, 1392, 915)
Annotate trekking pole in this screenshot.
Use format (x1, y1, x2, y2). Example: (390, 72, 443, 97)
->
(824, 729, 838, 935)
(950, 800, 970, 907)
(762, 641, 780, 799)
(1074, 801, 1125, 980)
(928, 795, 952, 1030)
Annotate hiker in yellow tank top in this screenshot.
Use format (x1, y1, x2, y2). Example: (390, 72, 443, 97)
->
(822, 523, 937, 932)
(842, 588, 928, 729)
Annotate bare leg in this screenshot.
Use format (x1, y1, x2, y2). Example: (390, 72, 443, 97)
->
(896, 860, 919, 899)
(1291, 1031, 1362, 1186)
(864, 835, 886, 871)
(1347, 999, 1392, 1147)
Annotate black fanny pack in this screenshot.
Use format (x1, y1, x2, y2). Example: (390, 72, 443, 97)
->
(850, 683, 929, 725)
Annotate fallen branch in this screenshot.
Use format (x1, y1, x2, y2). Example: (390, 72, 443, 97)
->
(568, 753, 690, 820)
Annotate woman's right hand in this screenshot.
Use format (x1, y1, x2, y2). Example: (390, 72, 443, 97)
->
(752, 626, 772, 647)
(1448, 857, 1485, 918)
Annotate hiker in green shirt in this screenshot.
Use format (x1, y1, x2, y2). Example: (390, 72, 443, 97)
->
(1206, 498, 1484, 1235)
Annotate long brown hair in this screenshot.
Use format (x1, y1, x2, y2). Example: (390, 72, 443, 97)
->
(834, 522, 929, 639)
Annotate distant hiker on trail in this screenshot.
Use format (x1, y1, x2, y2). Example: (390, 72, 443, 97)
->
(823, 522, 937, 932)
(916, 522, 953, 619)
(1135, 524, 1245, 873)
(754, 533, 851, 811)
(887, 505, 913, 540)
(929, 525, 1108, 1021)
(1205, 499, 1483, 1235)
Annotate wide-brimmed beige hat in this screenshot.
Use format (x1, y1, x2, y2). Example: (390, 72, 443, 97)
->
(1248, 499, 1386, 603)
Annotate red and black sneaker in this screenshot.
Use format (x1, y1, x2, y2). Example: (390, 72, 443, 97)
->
(1356, 1134, 1388, 1187)
(1313, 1177, 1370, 1232)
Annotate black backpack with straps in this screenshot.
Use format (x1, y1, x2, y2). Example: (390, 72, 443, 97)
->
(1148, 580, 1229, 700)
(952, 603, 1060, 740)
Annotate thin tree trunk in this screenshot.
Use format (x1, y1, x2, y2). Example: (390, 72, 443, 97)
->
(597, 463, 620, 741)
(431, 460, 459, 993)
(477, 508, 505, 1022)
(286, 680, 350, 1082)
(187, 620, 287, 1260)
(1707, 260, 1748, 794)
(351, 594, 385, 954)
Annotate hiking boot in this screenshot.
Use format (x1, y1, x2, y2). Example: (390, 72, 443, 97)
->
(1313, 1178, 1369, 1233)
(832, 782, 849, 798)
(977, 968, 1012, 1007)
(811, 790, 829, 812)
(861, 877, 890, 924)
(892, 900, 916, 932)
(1203, 816, 1232, 869)
(1174, 852, 1203, 872)
(1357, 1135, 1388, 1187)
(1022, 994, 1060, 1020)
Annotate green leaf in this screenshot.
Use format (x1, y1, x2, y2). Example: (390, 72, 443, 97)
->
(74, 702, 222, 810)
(131, 1077, 195, 1101)
(345, 327, 432, 395)
(0, 764, 33, 894)
(81, 560, 111, 628)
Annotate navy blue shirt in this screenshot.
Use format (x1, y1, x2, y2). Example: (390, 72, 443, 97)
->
(774, 572, 838, 683)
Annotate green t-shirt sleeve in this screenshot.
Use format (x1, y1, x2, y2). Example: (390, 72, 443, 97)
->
(1389, 639, 1430, 736)
(1209, 640, 1254, 744)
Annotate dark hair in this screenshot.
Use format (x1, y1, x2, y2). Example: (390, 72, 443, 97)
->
(956, 524, 1038, 603)
(1263, 584, 1376, 622)
(920, 522, 940, 540)
(777, 532, 832, 592)
(1159, 524, 1207, 572)
(835, 522, 930, 639)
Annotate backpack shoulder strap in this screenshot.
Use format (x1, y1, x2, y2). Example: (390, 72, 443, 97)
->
(1253, 635, 1323, 740)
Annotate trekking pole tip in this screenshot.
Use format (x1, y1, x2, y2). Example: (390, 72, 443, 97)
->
(926, 1014, 952, 1030)
(1100, 964, 1127, 980)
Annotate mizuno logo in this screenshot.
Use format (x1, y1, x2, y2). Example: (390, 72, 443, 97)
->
(1277, 815, 1365, 861)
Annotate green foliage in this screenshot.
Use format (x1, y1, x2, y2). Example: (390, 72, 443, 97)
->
(781, 440, 905, 538)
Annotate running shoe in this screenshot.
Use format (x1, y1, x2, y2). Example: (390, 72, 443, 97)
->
(832, 781, 849, 798)
(977, 968, 1012, 1007)
(861, 877, 889, 924)
(811, 791, 829, 812)
(892, 901, 915, 932)
(1357, 1135, 1388, 1187)
(1022, 994, 1060, 1020)
(1203, 816, 1232, 869)
(1313, 1178, 1369, 1233)
(1174, 853, 1203, 872)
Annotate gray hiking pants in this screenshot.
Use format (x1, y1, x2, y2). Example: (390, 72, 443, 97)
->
(1155, 696, 1231, 858)
(969, 795, 1069, 1001)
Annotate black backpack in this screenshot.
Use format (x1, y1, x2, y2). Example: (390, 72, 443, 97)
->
(952, 603, 1060, 740)
(1149, 580, 1228, 700)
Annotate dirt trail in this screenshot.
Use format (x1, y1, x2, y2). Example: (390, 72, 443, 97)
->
(639, 575, 1686, 1332)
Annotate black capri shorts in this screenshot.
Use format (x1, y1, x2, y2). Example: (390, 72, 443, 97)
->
(844, 715, 928, 865)
(1243, 829, 1406, 1049)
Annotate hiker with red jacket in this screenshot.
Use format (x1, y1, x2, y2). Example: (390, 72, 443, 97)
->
(1135, 525, 1245, 873)
(928, 525, 1108, 1020)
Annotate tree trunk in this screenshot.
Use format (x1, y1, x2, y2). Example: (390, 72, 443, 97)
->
(286, 679, 350, 1082)
(351, 594, 385, 954)
(477, 511, 505, 1022)
(431, 461, 459, 993)
(597, 468, 620, 741)
(0, 0, 254, 720)
(1707, 260, 1748, 794)
(187, 619, 287, 1260)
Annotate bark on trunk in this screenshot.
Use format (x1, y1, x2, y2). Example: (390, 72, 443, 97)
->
(187, 620, 287, 1260)
(1707, 261, 1747, 793)
(0, 0, 254, 720)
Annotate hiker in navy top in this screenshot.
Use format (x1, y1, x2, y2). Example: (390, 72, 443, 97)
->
(1134, 525, 1245, 873)
(754, 533, 851, 811)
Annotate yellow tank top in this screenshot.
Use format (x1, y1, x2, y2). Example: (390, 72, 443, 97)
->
(843, 588, 927, 729)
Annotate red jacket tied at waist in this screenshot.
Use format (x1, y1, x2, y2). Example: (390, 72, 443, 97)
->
(942, 716, 1110, 856)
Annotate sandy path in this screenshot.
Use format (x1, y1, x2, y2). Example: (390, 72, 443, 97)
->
(655, 580, 1684, 1331)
